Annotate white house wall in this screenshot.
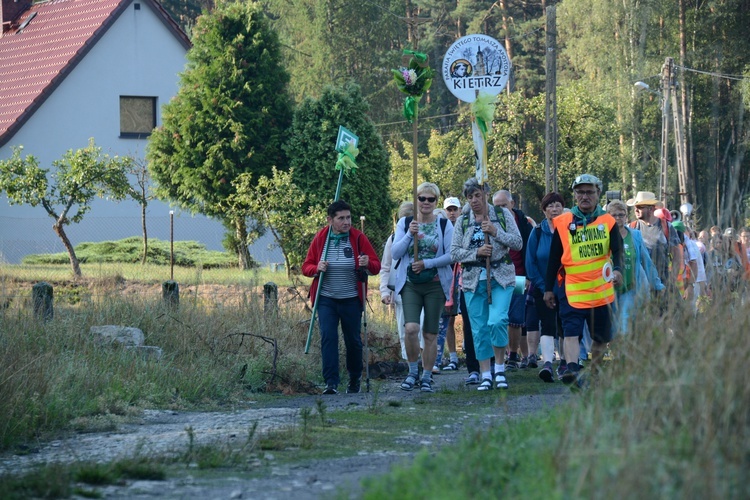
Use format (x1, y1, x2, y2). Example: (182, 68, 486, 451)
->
(0, 2, 281, 265)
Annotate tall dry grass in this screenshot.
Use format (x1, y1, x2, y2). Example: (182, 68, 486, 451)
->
(0, 278, 362, 450)
(556, 291, 750, 497)
(364, 288, 750, 498)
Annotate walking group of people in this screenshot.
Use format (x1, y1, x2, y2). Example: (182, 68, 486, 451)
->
(302, 174, 748, 395)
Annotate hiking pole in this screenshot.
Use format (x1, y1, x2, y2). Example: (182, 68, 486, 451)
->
(305, 136, 360, 354)
(361, 272, 370, 392)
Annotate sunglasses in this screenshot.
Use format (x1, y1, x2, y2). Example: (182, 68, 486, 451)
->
(418, 196, 437, 203)
(445, 206, 459, 211)
(634, 205, 652, 210)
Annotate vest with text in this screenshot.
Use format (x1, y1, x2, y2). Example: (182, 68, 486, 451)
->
(553, 212, 617, 309)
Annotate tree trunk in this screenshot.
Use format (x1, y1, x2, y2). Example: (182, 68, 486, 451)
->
(235, 217, 250, 270)
(141, 199, 148, 265)
(53, 222, 82, 277)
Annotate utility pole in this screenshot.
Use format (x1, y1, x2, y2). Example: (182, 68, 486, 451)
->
(671, 85, 690, 206)
(544, 6, 558, 193)
(659, 58, 672, 205)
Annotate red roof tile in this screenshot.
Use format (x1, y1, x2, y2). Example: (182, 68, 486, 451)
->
(0, 0, 190, 147)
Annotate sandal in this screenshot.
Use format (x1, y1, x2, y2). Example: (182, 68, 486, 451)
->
(465, 372, 480, 385)
(477, 378, 493, 391)
(494, 372, 508, 389)
(442, 361, 459, 371)
(420, 379, 435, 393)
(400, 374, 417, 391)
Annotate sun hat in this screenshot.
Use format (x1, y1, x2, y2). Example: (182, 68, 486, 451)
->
(443, 197, 461, 209)
(571, 174, 602, 191)
(626, 191, 659, 207)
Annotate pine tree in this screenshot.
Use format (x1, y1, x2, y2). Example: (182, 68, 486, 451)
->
(147, 1, 293, 269)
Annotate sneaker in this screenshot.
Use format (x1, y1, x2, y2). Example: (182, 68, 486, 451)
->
(561, 363, 580, 385)
(527, 353, 539, 369)
(346, 379, 361, 394)
(400, 374, 417, 391)
(571, 371, 589, 391)
(322, 385, 338, 395)
(520, 356, 529, 369)
(431, 365, 441, 375)
(557, 361, 568, 380)
(538, 362, 554, 383)
(465, 372, 481, 385)
(420, 378, 435, 393)
(442, 361, 459, 371)
(494, 371, 508, 389)
(477, 378, 493, 391)
(505, 359, 519, 372)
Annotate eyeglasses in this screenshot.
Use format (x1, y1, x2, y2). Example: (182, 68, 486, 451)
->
(574, 190, 598, 197)
(611, 213, 627, 218)
(634, 205, 652, 211)
(418, 196, 436, 203)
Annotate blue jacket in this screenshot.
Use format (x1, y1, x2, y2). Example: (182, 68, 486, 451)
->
(525, 218, 555, 293)
(624, 227, 664, 293)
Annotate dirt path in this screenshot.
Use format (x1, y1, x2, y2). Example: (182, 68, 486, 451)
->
(0, 370, 570, 499)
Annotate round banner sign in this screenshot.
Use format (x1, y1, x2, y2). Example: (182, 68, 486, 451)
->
(442, 34, 511, 103)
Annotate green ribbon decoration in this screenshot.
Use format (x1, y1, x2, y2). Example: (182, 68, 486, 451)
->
(335, 141, 359, 175)
(403, 49, 428, 65)
(471, 92, 497, 139)
(403, 96, 417, 123)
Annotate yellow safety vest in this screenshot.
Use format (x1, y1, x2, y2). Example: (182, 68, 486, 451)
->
(553, 212, 616, 309)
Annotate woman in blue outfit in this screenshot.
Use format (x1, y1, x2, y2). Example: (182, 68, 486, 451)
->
(606, 200, 664, 334)
(450, 178, 522, 391)
(525, 192, 565, 382)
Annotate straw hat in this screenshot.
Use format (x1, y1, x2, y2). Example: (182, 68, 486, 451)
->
(625, 191, 659, 207)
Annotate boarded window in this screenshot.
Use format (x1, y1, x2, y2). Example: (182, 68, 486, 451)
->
(120, 96, 156, 138)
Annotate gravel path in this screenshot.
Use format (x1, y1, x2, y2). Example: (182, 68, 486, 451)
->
(0, 370, 570, 499)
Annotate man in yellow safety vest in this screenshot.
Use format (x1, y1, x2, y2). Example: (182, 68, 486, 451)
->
(543, 174, 623, 387)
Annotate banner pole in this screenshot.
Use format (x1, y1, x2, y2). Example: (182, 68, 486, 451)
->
(305, 167, 346, 354)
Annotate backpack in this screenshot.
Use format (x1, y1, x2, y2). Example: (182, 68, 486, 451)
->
(461, 206, 506, 234)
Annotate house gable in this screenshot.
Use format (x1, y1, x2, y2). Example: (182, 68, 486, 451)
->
(0, 0, 191, 148)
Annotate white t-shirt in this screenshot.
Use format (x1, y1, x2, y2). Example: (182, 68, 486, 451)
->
(685, 236, 706, 283)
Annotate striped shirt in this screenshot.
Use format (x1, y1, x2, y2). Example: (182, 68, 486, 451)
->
(320, 235, 359, 299)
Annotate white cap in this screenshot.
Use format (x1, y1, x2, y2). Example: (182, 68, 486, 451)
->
(443, 197, 460, 209)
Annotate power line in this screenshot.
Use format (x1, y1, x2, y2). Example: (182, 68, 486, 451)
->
(374, 112, 460, 127)
(676, 64, 749, 82)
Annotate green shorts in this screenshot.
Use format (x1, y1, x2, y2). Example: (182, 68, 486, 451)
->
(401, 280, 445, 334)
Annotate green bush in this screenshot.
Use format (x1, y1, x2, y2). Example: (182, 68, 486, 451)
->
(21, 237, 251, 269)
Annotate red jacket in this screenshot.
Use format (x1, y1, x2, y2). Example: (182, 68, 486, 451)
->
(302, 226, 381, 306)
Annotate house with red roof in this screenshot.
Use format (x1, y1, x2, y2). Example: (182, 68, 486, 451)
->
(0, 0, 270, 264)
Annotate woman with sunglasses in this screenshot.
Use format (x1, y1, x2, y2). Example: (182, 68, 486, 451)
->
(391, 182, 454, 393)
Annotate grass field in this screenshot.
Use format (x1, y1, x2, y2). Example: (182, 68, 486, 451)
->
(1, 261, 748, 498)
